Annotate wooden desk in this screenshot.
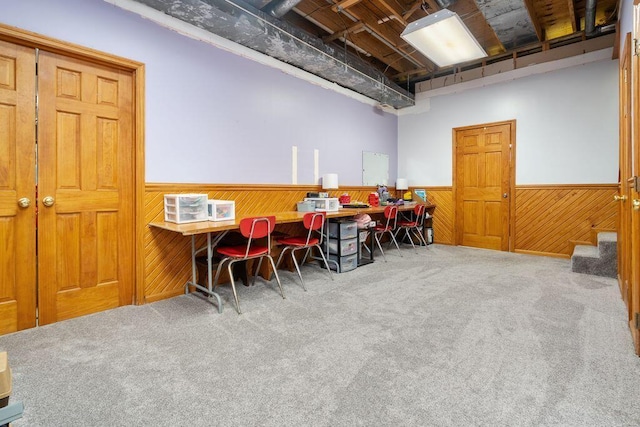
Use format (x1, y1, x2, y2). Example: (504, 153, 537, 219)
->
(148, 203, 436, 313)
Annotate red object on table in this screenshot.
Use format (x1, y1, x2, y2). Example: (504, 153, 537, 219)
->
(368, 192, 379, 207)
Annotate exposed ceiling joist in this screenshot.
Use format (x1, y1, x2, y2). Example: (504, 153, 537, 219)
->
(331, 0, 362, 12)
(374, 0, 408, 26)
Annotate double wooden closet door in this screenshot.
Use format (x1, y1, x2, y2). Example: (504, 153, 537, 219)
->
(0, 40, 134, 335)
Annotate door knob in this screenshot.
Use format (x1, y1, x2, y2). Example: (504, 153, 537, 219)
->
(502, 193, 508, 198)
(633, 199, 640, 211)
(42, 196, 55, 207)
(614, 195, 627, 201)
(17, 197, 31, 208)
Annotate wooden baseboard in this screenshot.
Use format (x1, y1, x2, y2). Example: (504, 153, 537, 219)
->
(144, 289, 184, 303)
(629, 322, 639, 357)
(514, 249, 570, 259)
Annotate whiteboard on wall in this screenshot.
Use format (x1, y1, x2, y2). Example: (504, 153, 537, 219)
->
(362, 151, 389, 186)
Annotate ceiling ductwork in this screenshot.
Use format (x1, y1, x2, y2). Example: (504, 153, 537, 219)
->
(435, 0, 457, 8)
(585, 0, 597, 36)
(261, 0, 302, 18)
(473, 0, 539, 50)
(127, 0, 415, 109)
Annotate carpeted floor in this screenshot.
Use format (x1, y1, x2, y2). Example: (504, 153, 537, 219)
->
(1, 244, 639, 426)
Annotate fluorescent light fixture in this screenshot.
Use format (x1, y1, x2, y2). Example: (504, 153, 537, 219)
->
(401, 9, 487, 68)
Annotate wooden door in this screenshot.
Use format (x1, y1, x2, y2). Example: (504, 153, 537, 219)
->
(37, 51, 134, 325)
(0, 40, 37, 334)
(631, 4, 640, 355)
(455, 121, 513, 251)
(618, 34, 633, 312)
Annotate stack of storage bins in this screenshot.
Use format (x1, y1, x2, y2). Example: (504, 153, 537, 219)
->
(327, 219, 359, 272)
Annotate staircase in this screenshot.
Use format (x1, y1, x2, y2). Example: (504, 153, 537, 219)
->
(570, 232, 617, 278)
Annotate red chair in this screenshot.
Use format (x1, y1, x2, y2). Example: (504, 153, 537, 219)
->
(213, 216, 285, 314)
(373, 205, 402, 261)
(275, 212, 333, 290)
(395, 204, 428, 252)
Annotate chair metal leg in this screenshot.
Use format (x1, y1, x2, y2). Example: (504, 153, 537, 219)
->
(290, 247, 307, 291)
(266, 255, 286, 299)
(388, 230, 403, 256)
(406, 228, 418, 252)
(301, 247, 312, 265)
(398, 227, 417, 253)
(275, 246, 290, 270)
(412, 227, 428, 247)
(374, 232, 387, 262)
(227, 260, 242, 314)
(252, 257, 265, 286)
(314, 244, 334, 280)
(212, 258, 228, 291)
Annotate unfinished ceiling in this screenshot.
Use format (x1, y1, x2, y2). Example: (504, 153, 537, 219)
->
(122, 0, 618, 108)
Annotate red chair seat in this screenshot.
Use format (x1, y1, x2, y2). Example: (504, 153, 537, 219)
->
(373, 205, 402, 261)
(217, 244, 269, 258)
(397, 220, 417, 227)
(212, 216, 285, 314)
(274, 211, 332, 290)
(277, 236, 320, 246)
(394, 204, 428, 252)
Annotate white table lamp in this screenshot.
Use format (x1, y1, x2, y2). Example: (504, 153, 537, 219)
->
(322, 174, 339, 190)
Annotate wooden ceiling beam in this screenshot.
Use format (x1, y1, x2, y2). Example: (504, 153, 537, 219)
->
(331, 0, 363, 13)
(293, 3, 419, 73)
(332, 1, 430, 68)
(402, 0, 423, 20)
(567, 0, 577, 33)
(522, 0, 544, 41)
(374, 0, 407, 26)
(402, 0, 439, 21)
(323, 22, 365, 43)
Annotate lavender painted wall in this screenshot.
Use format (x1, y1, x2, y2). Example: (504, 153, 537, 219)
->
(1, 0, 397, 185)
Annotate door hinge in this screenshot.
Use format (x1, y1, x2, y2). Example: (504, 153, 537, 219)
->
(635, 39, 640, 56)
(635, 313, 640, 330)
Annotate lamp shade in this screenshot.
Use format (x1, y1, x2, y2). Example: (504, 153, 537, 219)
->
(401, 9, 487, 67)
(396, 178, 409, 190)
(322, 173, 339, 189)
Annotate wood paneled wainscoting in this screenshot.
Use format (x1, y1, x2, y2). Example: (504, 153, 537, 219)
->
(144, 184, 377, 303)
(144, 183, 616, 303)
(514, 184, 617, 257)
(416, 187, 454, 245)
(413, 184, 617, 257)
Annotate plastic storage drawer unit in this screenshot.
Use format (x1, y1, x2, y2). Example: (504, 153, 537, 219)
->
(328, 220, 358, 239)
(207, 199, 235, 222)
(328, 238, 358, 256)
(164, 194, 208, 224)
(329, 253, 358, 272)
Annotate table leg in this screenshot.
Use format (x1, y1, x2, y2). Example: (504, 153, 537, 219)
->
(185, 233, 223, 313)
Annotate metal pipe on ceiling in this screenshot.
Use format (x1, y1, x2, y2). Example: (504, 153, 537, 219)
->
(585, 0, 597, 36)
(434, 0, 456, 8)
(262, 0, 303, 18)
